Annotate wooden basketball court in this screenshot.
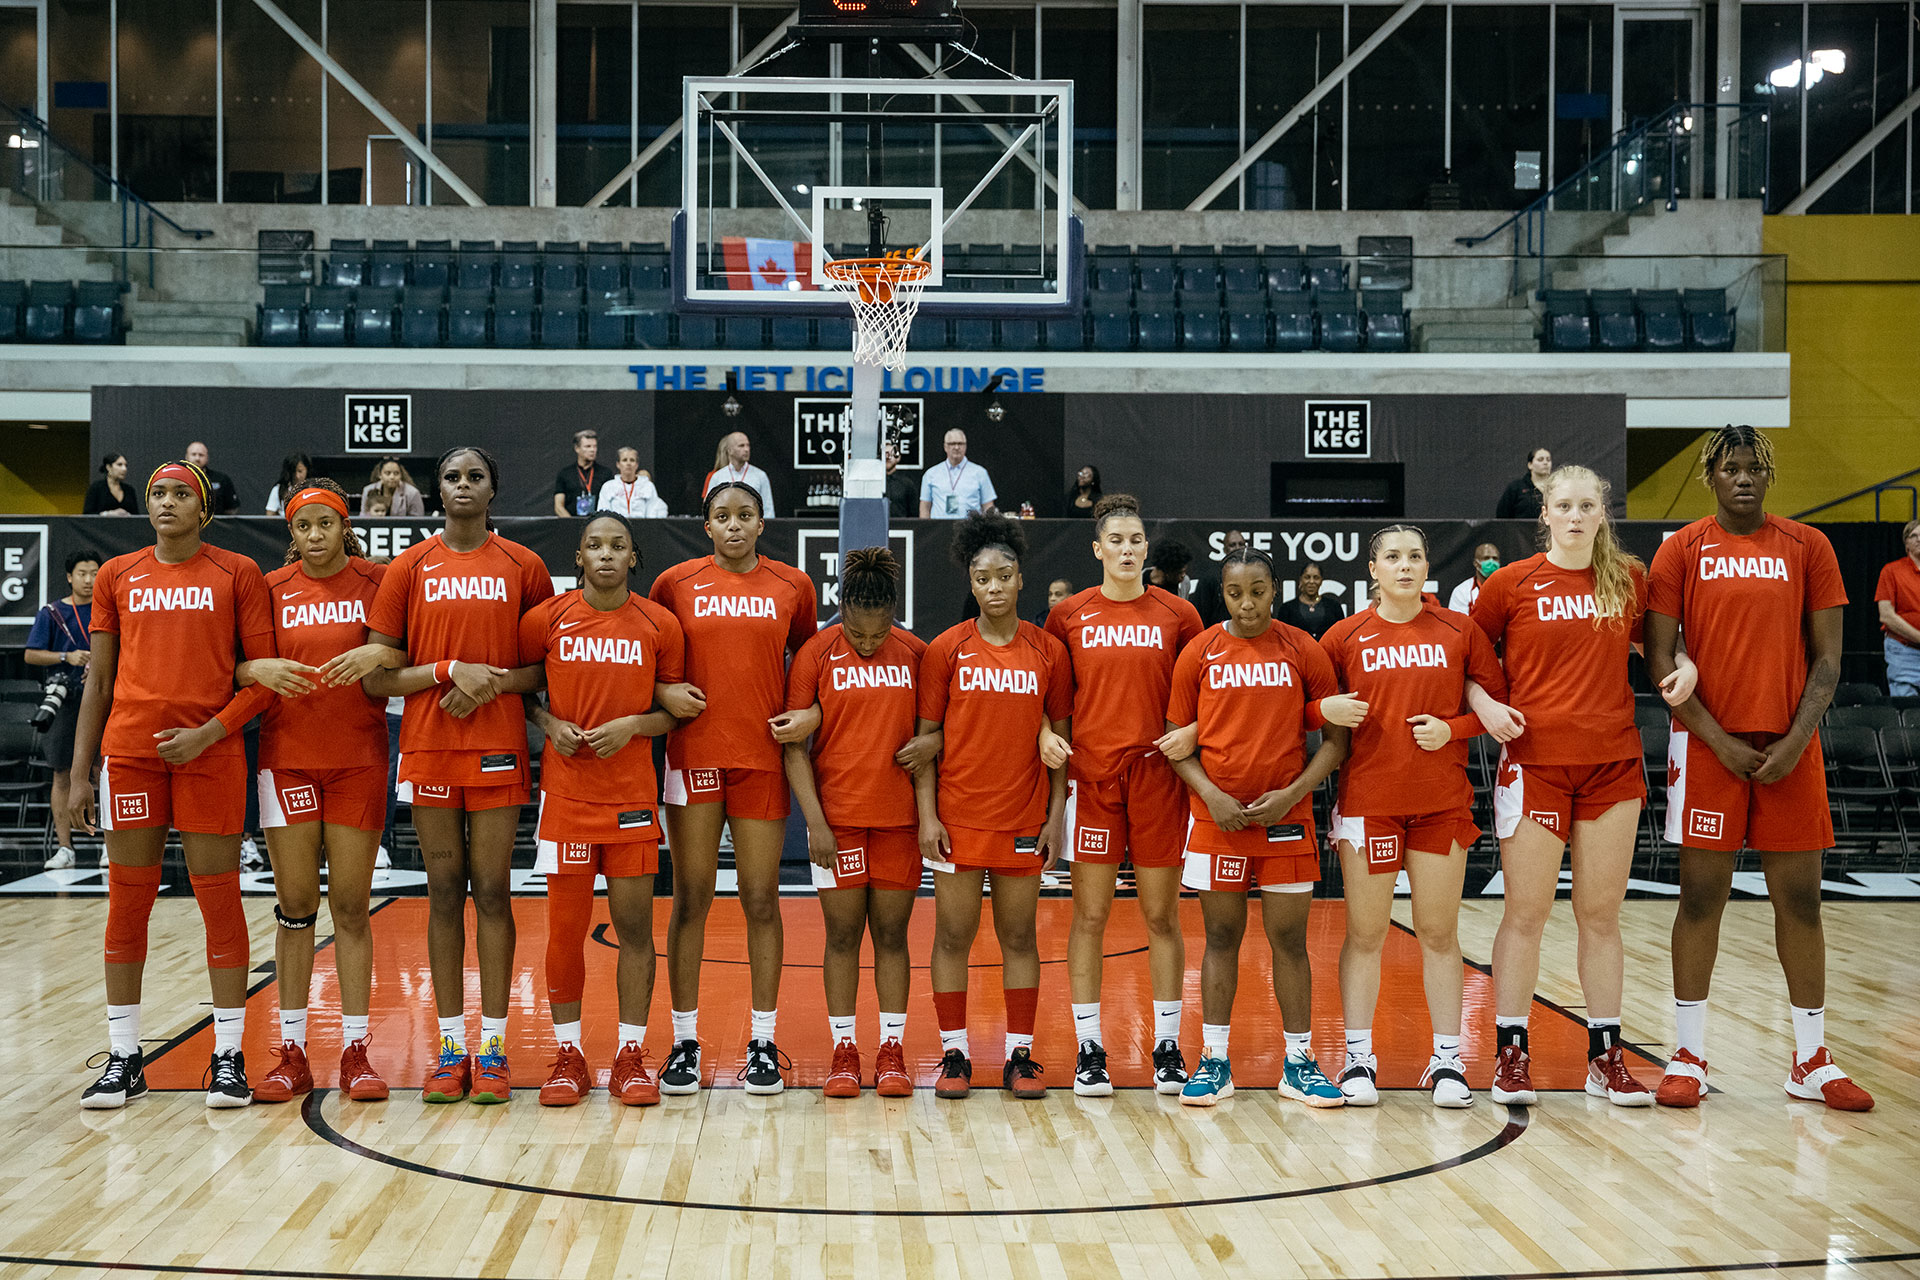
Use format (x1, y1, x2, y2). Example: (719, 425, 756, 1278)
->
(0, 894, 1914, 1279)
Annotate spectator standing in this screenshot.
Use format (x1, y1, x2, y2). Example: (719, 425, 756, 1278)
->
(884, 444, 918, 519)
(1496, 447, 1554, 519)
(1191, 530, 1244, 627)
(1033, 578, 1073, 626)
(1448, 542, 1502, 613)
(1065, 465, 1102, 518)
(360, 458, 426, 517)
(263, 453, 312, 515)
(1276, 561, 1349, 639)
(554, 429, 616, 517)
(704, 430, 777, 516)
(184, 441, 240, 514)
(1877, 519, 1920, 696)
(919, 429, 996, 520)
(598, 447, 668, 518)
(25, 551, 98, 870)
(83, 454, 139, 516)
(1145, 540, 1192, 598)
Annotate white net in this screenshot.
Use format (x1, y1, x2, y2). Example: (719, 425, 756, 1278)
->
(822, 256, 932, 373)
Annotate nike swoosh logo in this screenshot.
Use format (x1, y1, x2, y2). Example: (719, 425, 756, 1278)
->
(692, 581, 714, 589)
(957, 650, 976, 660)
(129, 573, 149, 582)
(1533, 581, 1555, 590)
(422, 561, 444, 572)
(1204, 646, 1227, 660)
(281, 590, 307, 600)
(1079, 611, 1100, 620)
(829, 648, 851, 661)
(1357, 632, 1380, 642)
(557, 620, 586, 631)
(1700, 543, 1719, 551)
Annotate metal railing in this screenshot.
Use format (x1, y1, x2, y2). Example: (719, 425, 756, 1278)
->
(1793, 467, 1920, 523)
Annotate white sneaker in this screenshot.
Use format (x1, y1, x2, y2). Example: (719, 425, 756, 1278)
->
(44, 846, 75, 870)
(1339, 1051, 1380, 1106)
(240, 837, 262, 869)
(97, 847, 109, 868)
(1422, 1053, 1474, 1109)
(375, 845, 392, 869)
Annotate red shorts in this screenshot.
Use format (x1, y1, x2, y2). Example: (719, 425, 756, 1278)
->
(1063, 753, 1186, 868)
(1664, 728, 1833, 853)
(99, 753, 246, 836)
(257, 765, 387, 833)
(814, 826, 921, 891)
(399, 751, 529, 811)
(539, 838, 659, 878)
(1493, 750, 1645, 841)
(536, 789, 661, 845)
(939, 824, 1046, 876)
(1181, 814, 1318, 892)
(662, 766, 790, 821)
(1330, 807, 1480, 875)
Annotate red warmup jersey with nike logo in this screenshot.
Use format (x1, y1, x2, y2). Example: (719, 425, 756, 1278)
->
(1648, 514, 1847, 736)
(1470, 553, 1647, 766)
(260, 558, 389, 771)
(648, 555, 817, 773)
(519, 589, 685, 802)
(919, 619, 1074, 831)
(787, 625, 929, 829)
(1319, 605, 1506, 816)
(89, 544, 275, 761)
(366, 531, 556, 780)
(1045, 585, 1204, 783)
(1167, 621, 1339, 824)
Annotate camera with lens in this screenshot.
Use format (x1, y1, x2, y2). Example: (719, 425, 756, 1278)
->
(31, 667, 79, 733)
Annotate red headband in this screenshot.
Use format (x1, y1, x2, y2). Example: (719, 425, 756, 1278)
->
(146, 463, 212, 525)
(284, 487, 351, 524)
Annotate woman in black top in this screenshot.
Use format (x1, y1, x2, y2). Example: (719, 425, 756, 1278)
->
(82, 454, 139, 516)
(1273, 561, 1348, 638)
(1496, 446, 1554, 519)
(1065, 465, 1102, 518)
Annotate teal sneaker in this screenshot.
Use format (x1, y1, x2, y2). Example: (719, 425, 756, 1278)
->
(1278, 1053, 1346, 1108)
(1180, 1054, 1234, 1107)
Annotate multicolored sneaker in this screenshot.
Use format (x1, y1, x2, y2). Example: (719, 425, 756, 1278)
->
(1339, 1052, 1380, 1107)
(1278, 1054, 1346, 1108)
(1421, 1052, 1474, 1109)
(538, 1044, 591, 1106)
(80, 1049, 148, 1110)
(610, 1042, 659, 1106)
(874, 1039, 913, 1097)
(1655, 1048, 1708, 1108)
(1073, 1040, 1113, 1097)
(253, 1041, 314, 1103)
(1586, 1045, 1653, 1107)
(1180, 1054, 1234, 1107)
(422, 1038, 472, 1103)
(823, 1039, 862, 1099)
(470, 1036, 511, 1105)
(659, 1040, 702, 1095)
(1490, 1043, 1537, 1106)
(1785, 1047, 1874, 1112)
(204, 1050, 252, 1109)
(1151, 1039, 1189, 1095)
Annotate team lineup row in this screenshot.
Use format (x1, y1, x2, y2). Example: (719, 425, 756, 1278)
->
(64, 425, 1874, 1116)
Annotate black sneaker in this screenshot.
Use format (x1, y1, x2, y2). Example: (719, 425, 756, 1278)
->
(1073, 1040, 1113, 1097)
(659, 1039, 701, 1095)
(204, 1049, 252, 1109)
(935, 1048, 972, 1099)
(1004, 1047, 1047, 1099)
(81, 1049, 148, 1110)
(1152, 1039, 1189, 1096)
(737, 1038, 791, 1096)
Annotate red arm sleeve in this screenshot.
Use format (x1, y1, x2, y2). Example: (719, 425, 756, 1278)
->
(1876, 563, 1898, 604)
(1174, 597, 1205, 651)
(786, 635, 822, 712)
(1042, 634, 1074, 721)
(90, 561, 120, 636)
(1628, 563, 1649, 645)
(1805, 531, 1849, 613)
(788, 573, 819, 654)
(214, 565, 280, 737)
(1299, 637, 1340, 705)
(1469, 571, 1508, 645)
(521, 555, 557, 612)
(367, 552, 412, 640)
(517, 603, 549, 668)
(1647, 535, 1686, 619)
(1446, 624, 1508, 740)
(656, 612, 686, 685)
(917, 636, 953, 723)
(648, 568, 675, 611)
(1166, 636, 1203, 726)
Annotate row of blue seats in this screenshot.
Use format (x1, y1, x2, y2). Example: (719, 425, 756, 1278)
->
(1087, 244, 1355, 301)
(320, 239, 672, 293)
(1540, 288, 1735, 352)
(0, 280, 125, 343)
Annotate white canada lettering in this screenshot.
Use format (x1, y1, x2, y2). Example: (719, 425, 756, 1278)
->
(128, 586, 214, 612)
(1207, 661, 1292, 689)
(557, 635, 651, 666)
(281, 599, 367, 629)
(1080, 624, 1165, 649)
(693, 595, 778, 619)
(1699, 556, 1790, 582)
(1536, 594, 1598, 622)
(958, 665, 1040, 695)
(423, 575, 508, 603)
(831, 664, 915, 691)
(1360, 643, 1450, 673)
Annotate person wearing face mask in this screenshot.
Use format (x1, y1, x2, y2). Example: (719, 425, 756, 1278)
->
(1449, 543, 1502, 614)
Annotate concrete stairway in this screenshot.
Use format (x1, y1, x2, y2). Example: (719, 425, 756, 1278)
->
(1413, 307, 1537, 353)
(0, 189, 121, 284)
(124, 299, 254, 346)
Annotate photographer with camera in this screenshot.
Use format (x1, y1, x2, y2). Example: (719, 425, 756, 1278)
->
(25, 552, 100, 870)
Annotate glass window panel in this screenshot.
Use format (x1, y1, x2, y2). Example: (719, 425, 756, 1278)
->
(1348, 4, 1446, 209)
(325, 0, 427, 205)
(224, 0, 322, 204)
(1451, 6, 1550, 210)
(1141, 5, 1239, 209)
(1806, 3, 1910, 213)
(116, 0, 217, 201)
(555, 6, 639, 206)
(1742, 3, 1803, 207)
(47, 2, 112, 167)
(1040, 6, 1116, 208)
(1553, 6, 1613, 187)
(1245, 5, 1344, 210)
(0, 10, 36, 115)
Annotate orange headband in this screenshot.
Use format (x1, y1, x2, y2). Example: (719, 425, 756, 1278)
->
(284, 486, 351, 524)
(146, 462, 212, 525)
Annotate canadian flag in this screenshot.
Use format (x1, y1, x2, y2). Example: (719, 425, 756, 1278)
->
(721, 237, 817, 291)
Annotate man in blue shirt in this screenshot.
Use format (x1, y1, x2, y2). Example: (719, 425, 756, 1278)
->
(918, 428, 998, 519)
(25, 551, 99, 870)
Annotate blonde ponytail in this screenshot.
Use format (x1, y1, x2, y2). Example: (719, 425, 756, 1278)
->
(1541, 466, 1641, 629)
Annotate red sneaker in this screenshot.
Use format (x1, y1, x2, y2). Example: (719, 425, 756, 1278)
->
(823, 1039, 862, 1098)
(1785, 1047, 1874, 1112)
(471, 1049, 512, 1105)
(610, 1042, 659, 1106)
(422, 1050, 472, 1103)
(874, 1039, 913, 1098)
(1489, 1043, 1536, 1106)
(254, 1042, 314, 1103)
(1586, 1045, 1653, 1107)
(339, 1039, 389, 1101)
(1655, 1048, 1708, 1108)
(538, 1045, 591, 1107)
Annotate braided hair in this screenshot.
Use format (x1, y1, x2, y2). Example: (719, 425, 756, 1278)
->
(281, 477, 366, 565)
(1697, 423, 1776, 488)
(949, 509, 1027, 568)
(839, 546, 899, 616)
(437, 445, 501, 531)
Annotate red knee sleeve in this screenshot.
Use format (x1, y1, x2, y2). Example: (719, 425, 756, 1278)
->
(933, 988, 968, 1032)
(188, 870, 250, 971)
(1003, 985, 1038, 1038)
(105, 862, 164, 965)
(544, 875, 594, 1006)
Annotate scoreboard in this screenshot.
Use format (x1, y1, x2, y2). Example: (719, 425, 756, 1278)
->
(793, 0, 966, 42)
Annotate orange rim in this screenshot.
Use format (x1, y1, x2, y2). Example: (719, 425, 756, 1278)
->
(822, 256, 933, 285)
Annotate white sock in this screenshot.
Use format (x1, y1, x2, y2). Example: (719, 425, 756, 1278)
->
(1432, 1032, 1461, 1059)
(552, 1020, 581, 1048)
(1284, 1030, 1312, 1061)
(1674, 999, 1708, 1056)
(340, 1014, 369, 1045)
(617, 1022, 646, 1048)
(212, 1007, 246, 1057)
(750, 1008, 777, 1043)
(480, 1015, 507, 1056)
(1791, 1005, 1825, 1063)
(1346, 1028, 1374, 1061)
(671, 1008, 698, 1043)
(1153, 1000, 1182, 1044)
(107, 1003, 140, 1056)
(940, 1026, 969, 1054)
(828, 1014, 856, 1045)
(1202, 1023, 1230, 1057)
(437, 1014, 466, 1055)
(879, 1011, 907, 1044)
(1072, 1002, 1102, 1046)
(280, 1006, 308, 1048)
(1005, 1029, 1033, 1059)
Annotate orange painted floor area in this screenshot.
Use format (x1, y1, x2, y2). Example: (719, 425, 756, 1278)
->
(146, 897, 1658, 1093)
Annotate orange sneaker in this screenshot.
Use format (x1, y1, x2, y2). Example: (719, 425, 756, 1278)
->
(422, 1048, 472, 1103)
(254, 1042, 314, 1103)
(1785, 1047, 1874, 1112)
(1489, 1043, 1536, 1106)
(823, 1039, 862, 1098)
(1655, 1048, 1708, 1108)
(1586, 1045, 1653, 1107)
(610, 1042, 659, 1106)
(874, 1039, 913, 1098)
(339, 1039, 389, 1101)
(1003, 1047, 1047, 1100)
(539, 1045, 591, 1106)
(470, 1044, 511, 1105)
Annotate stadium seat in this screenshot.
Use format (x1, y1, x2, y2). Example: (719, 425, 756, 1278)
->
(23, 281, 71, 341)
(411, 240, 453, 289)
(1591, 289, 1639, 351)
(1137, 307, 1177, 352)
(1263, 247, 1306, 295)
(1221, 256, 1265, 300)
(349, 286, 398, 346)
(1305, 245, 1347, 294)
(1829, 705, 1900, 731)
(539, 288, 585, 348)
(628, 244, 670, 291)
(1539, 290, 1593, 351)
(72, 281, 123, 343)
(399, 286, 445, 347)
(1362, 289, 1409, 352)
(541, 242, 583, 292)
(1135, 259, 1176, 302)
(1272, 290, 1316, 352)
(1178, 308, 1222, 352)
(455, 241, 497, 289)
(909, 314, 949, 351)
(952, 318, 995, 351)
(257, 284, 305, 346)
(1225, 305, 1269, 352)
(724, 316, 769, 351)
(497, 242, 539, 291)
(1176, 259, 1222, 302)
(1683, 288, 1734, 351)
(627, 291, 671, 348)
(1637, 290, 1685, 352)
(324, 239, 368, 288)
(492, 287, 536, 347)
(1000, 320, 1043, 352)
(1835, 682, 1888, 707)
(585, 242, 625, 293)
(676, 312, 720, 348)
(1824, 726, 1907, 854)
(770, 316, 812, 350)
(446, 287, 490, 346)
(1089, 303, 1132, 351)
(586, 291, 631, 349)
(1135, 244, 1173, 257)
(1044, 315, 1085, 351)
(305, 285, 350, 346)
(0, 280, 22, 341)
(1317, 290, 1363, 352)
(368, 240, 409, 288)
(1087, 260, 1132, 297)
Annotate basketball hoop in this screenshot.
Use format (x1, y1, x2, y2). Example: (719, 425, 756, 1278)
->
(822, 254, 933, 373)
